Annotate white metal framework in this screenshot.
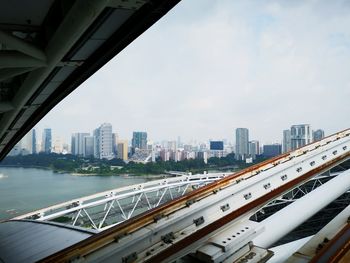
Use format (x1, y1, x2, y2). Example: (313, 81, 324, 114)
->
(14, 173, 229, 231)
(42, 129, 350, 263)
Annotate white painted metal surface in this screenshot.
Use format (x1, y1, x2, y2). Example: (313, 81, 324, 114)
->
(253, 168, 350, 248)
(14, 173, 229, 231)
(62, 129, 350, 262)
(286, 205, 350, 262)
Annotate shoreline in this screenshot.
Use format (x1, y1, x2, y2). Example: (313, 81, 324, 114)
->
(0, 166, 172, 178)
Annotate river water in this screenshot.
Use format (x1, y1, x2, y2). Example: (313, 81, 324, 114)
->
(0, 167, 150, 221)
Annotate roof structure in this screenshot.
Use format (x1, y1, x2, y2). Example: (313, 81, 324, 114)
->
(0, 220, 95, 263)
(0, 0, 180, 159)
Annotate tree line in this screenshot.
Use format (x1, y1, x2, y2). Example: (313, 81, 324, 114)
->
(0, 153, 267, 175)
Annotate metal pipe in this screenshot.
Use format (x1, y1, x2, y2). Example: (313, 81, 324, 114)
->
(253, 169, 350, 248)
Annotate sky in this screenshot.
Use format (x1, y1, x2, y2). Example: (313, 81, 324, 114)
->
(35, 0, 350, 145)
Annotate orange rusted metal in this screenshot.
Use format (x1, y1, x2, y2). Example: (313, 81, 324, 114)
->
(310, 221, 350, 263)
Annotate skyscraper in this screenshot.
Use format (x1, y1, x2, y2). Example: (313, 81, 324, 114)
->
(263, 144, 282, 158)
(235, 128, 249, 160)
(84, 136, 94, 157)
(313, 129, 325, 142)
(291, 124, 312, 150)
(282, 129, 291, 153)
(20, 129, 36, 154)
(112, 133, 118, 156)
(117, 140, 128, 161)
(248, 140, 259, 160)
(71, 133, 89, 156)
(93, 123, 113, 159)
(131, 131, 147, 153)
(42, 128, 52, 153)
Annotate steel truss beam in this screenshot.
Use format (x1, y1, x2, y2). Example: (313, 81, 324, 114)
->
(14, 173, 229, 231)
(41, 129, 350, 263)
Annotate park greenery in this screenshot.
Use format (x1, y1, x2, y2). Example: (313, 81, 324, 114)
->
(0, 153, 267, 175)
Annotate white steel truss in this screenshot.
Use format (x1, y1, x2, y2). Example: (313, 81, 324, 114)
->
(42, 129, 350, 263)
(14, 173, 230, 231)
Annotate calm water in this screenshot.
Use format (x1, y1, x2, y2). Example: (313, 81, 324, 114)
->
(0, 167, 150, 220)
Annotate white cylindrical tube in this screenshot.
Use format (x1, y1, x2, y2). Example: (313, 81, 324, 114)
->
(253, 168, 350, 248)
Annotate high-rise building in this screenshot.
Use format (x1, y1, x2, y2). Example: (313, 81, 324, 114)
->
(248, 140, 259, 160)
(20, 129, 36, 154)
(210, 141, 224, 150)
(235, 128, 249, 160)
(262, 144, 282, 158)
(93, 123, 114, 159)
(112, 133, 118, 156)
(52, 137, 63, 153)
(282, 129, 291, 153)
(167, 141, 177, 151)
(313, 129, 325, 142)
(291, 124, 312, 150)
(197, 151, 208, 164)
(42, 128, 52, 153)
(71, 133, 89, 156)
(160, 149, 170, 162)
(132, 131, 147, 153)
(117, 140, 128, 161)
(84, 136, 94, 157)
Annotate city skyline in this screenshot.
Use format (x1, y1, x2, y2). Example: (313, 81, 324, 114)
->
(28, 123, 326, 151)
(10, 124, 326, 164)
(28, 122, 328, 150)
(34, 1, 349, 145)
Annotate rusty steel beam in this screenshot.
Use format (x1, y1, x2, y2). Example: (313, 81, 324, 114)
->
(310, 222, 350, 263)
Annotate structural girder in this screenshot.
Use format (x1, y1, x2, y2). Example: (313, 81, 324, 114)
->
(40, 129, 350, 262)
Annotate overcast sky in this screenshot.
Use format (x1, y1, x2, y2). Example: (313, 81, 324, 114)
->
(35, 0, 350, 145)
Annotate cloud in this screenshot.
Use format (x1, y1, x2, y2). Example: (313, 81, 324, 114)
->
(36, 0, 350, 145)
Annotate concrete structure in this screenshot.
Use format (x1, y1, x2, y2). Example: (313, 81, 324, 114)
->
(131, 131, 147, 154)
(313, 129, 325, 142)
(291, 124, 312, 150)
(0, 1, 180, 160)
(41, 128, 52, 153)
(235, 128, 249, 160)
(283, 129, 292, 153)
(117, 140, 128, 161)
(93, 123, 113, 160)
